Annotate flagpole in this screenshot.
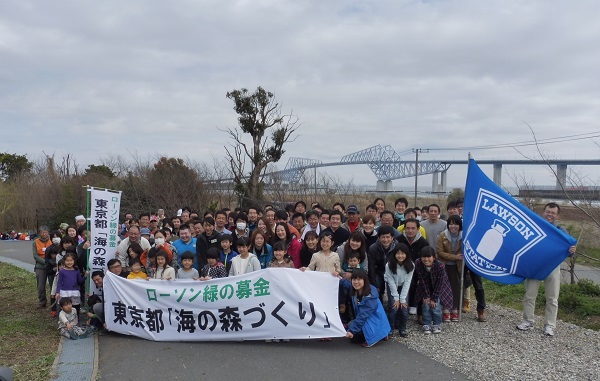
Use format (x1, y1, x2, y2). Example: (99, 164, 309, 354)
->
(459, 153, 471, 322)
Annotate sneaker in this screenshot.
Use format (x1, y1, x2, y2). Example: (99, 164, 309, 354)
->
(432, 325, 441, 334)
(442, 313, 451, 323)
(399, 330, 408, 338)
(362, 341, 376, 348)
(517, 320, 534, 331)
(543, 325, 554, 336)
(423, 325, 431, 334)
(409, 307, 417, 315)
(451, 313, 459, 322)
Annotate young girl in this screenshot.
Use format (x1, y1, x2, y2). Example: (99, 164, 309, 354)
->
(384, 243, 414, 337)
(152, 250, 175, 280)
(200, 248, 227, 280)
(273, 223, 301, 268)
(56, 252, 86, 314)
(250, 230, 273, 269)
(269, 241, 294, 268)
(301, 231, 341, 275)
(342, 269, 390, 347)
(415, 246, 452, 334)
(299, 230, 319, 268)
(229, 238, 261, 276)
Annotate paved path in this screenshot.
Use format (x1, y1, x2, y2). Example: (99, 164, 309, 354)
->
(98, 333, 470, 381)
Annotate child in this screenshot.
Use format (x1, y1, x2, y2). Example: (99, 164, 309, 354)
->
(145, 249, 157, 279)
(342, 269, 390, 348)
(219, 235, 238, 274)
(152, 250, 175, 280)
(414, 246, 452, 334)
(229, 238, 261, 276)
(45, 245, 59, 315)
(56, 253, 86, 315)
(58, 297, 94, 340)
(384, 243, 414, 337)
(301, 231, 341, 275)
(342, 252, 364, 274)
(127, 258, 148, 280)
(178, 251, 200, 280)
(269, 241, 294, 268)
(200, 248, 227, 280)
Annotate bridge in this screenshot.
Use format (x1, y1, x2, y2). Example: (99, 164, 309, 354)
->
(274, 145, 600, 192)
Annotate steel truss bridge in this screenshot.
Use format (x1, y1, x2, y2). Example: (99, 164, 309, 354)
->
(272, 145, 600, 192)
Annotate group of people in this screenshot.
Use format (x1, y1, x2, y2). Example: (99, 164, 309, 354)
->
(32, 197, 574, 344)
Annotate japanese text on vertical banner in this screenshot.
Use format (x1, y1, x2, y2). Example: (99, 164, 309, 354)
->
(103, 268, 346, 341)
(89, 188, 121, 294)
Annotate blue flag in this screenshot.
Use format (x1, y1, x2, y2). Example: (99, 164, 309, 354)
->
(463, 159, 576, 284)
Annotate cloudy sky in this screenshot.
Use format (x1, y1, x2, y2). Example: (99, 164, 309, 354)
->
(1, 0, 599, 190)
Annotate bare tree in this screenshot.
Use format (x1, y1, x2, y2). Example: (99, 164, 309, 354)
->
(222, 86, 299, 203)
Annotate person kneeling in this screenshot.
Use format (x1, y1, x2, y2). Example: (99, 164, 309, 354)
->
(341, 269, 390, 347)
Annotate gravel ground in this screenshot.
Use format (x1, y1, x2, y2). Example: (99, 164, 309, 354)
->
(393, 304, 600, 381)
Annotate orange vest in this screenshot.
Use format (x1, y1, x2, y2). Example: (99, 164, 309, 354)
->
(36, 238, 52, 258)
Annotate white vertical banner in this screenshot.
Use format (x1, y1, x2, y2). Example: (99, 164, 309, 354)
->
(89, 188, 121, 295)
(103, 268, 346, 341)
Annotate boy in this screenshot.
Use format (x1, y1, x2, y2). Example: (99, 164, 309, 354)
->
(58, 297, 94, 340)
(200, 248, 227, 280)
(127, 258, 148, 279)
(178, 251, 200, 280)
(342, 252, 364, 274)
(414, 247, 452, 334)
(219, 235, 238, 273)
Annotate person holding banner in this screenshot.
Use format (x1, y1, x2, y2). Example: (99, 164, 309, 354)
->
(342, 269, 391, 347)
(517, 203, 577, 337)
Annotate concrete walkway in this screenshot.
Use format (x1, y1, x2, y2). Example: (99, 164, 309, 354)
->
(0, 249, 97, 381)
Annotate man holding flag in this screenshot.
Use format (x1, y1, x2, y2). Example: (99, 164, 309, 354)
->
(517, 203, 576, 336)
(463, 159, 577, 337)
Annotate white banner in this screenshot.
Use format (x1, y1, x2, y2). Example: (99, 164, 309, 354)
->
(103, 268, 346, 341)
(89, 188, 121, 294)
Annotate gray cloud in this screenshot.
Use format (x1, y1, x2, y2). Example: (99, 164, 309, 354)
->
(1, 0, 599, 189)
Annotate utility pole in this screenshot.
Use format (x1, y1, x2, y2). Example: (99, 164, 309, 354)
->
(413, 148, 429, 206)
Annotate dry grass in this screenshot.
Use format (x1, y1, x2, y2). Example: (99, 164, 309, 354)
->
(0, 263, 59, 381)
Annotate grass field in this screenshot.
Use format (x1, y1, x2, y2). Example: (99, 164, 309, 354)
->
(483, 278, 600, 330)
(0, 263, 59, 381)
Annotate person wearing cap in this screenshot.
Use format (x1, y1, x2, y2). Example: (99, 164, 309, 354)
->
(116, 225, 151, 269)
(149, 215, 159, 235)
(33, 225, 52, 307)
(75, 215, 86, 228)
(342, 205, 362, 233)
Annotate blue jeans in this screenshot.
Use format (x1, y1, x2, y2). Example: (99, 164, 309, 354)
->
(422, 298, 442, 327)
(386, 286, 409, 332)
